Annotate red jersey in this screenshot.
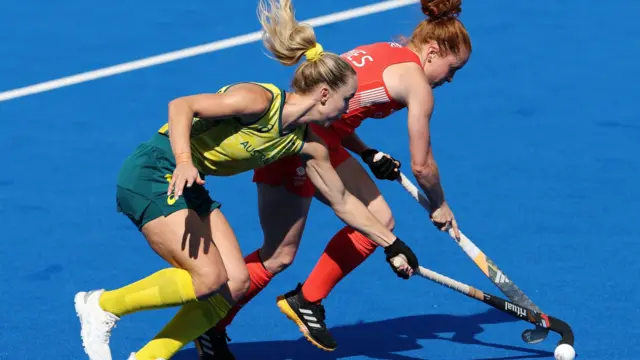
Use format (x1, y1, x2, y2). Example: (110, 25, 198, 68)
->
(331, 42, 422, 138)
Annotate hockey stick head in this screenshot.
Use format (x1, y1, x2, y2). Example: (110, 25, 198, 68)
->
(548, 315, 575, 346)
(531, 311, 574, 346)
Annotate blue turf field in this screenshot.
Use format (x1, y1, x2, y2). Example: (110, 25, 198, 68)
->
(2, 0, 640, 359)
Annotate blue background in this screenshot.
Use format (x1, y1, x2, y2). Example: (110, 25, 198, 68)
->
(1, 0, 639, 359)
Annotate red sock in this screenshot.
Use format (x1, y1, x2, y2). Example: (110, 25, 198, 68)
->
(215, 250, 274, 331)
(301, 226, 378, 303)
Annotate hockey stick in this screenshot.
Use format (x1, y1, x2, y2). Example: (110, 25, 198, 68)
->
(395, 172, 549, 344)
(391, 257, 574, 347)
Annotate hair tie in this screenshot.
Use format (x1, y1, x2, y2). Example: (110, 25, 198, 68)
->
(304, 43, 324, 62)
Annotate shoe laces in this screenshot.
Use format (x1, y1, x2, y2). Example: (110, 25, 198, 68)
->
(309, 302, 327, 322)
(98, 317, 117, 343)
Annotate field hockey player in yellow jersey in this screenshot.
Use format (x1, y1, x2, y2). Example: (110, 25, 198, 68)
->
(73, 1, 420, 359)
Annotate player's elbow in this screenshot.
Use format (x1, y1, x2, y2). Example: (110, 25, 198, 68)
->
(411, 160, 435, 179)
(168, 97, 184, 110)
(168, 97, 192, 116)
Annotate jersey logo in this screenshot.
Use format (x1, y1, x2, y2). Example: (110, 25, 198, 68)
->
(293, 166, 307, 186)
(256, 123, 275, 133)
(164, 174, 178, 205)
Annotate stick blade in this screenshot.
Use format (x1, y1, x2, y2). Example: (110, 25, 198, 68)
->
(521, 327, 549, 344)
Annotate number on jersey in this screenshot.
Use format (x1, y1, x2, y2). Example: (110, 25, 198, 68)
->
(342, 49, 374, 68)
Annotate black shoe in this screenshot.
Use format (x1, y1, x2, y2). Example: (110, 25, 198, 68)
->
(194, 329, 236, 360)
(276, 283, 337, 351)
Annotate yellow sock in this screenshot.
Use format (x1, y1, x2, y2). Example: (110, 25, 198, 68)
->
(134, 294, 232, 360)
(99, 268, 197, 317)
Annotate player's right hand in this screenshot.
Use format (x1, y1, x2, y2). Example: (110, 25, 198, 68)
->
(168, 162, 205, 200)
(383, 238, 419, 279)
(431, 201, 460, 239)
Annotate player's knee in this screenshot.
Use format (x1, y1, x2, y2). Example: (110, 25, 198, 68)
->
(190, 265, 229, 298)
(228, 268, 251, 301)
(237, 274, 251, 298)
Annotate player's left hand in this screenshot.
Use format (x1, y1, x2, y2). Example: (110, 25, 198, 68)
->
(384, 238, 419, 279)
(361, 149, 401, 180)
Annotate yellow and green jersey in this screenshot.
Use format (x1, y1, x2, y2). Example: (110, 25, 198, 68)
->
(158, 83, 306, 176)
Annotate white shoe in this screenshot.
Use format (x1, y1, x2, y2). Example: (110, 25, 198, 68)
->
(127, 353, 166, 360)
(74, 289, 119, 360)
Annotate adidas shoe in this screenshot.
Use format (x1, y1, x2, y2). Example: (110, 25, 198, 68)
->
(194, 329, 235, 360)
(276, 284, 337, 351)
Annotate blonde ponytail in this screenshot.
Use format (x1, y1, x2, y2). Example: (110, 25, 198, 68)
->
(258, 0, 317, 66)
(258, 0, 355, 93)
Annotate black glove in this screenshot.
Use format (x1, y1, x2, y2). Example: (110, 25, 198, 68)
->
(383, 238, 419, 279)
(360, 149, 401, 181)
